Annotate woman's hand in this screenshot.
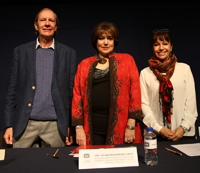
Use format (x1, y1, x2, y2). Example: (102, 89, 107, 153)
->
(76, 128, 86, 145)
(125, 128, 135, 143)
(124, 119, 136, 143)
(159, 127, 175, 140)
(169, 126, 184, 141)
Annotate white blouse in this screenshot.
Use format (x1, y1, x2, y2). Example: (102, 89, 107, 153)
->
(140, 62, 198, 136)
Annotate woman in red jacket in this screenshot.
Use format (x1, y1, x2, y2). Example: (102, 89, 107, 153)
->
(72, 21, 143, 145)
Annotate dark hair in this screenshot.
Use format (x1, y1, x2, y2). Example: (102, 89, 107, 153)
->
(91, 21, 119, 49)
(151, 29, 173, 46)
(34, 8, 59, 37)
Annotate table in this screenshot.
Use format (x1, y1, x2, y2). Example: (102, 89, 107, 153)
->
(0, 139, 200, 173)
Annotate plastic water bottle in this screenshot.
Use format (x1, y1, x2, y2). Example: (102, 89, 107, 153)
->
(144, 127, 158, 166)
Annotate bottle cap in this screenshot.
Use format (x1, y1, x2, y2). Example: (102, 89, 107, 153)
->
(147, 127, 153, 132)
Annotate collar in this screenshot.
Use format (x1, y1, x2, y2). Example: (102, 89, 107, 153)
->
(95, 51, 115, 60)
(36, 38, 55, 50)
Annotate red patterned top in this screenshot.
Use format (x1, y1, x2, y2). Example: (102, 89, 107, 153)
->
(72, 52, 143, 144)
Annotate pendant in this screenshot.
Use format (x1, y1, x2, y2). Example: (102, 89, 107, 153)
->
(99, 58, 107, 64)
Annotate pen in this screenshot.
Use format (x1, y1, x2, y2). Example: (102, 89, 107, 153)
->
(45, 149, 59, 159)
(53, 149, 59, 157)
(165, 148, 182, 156)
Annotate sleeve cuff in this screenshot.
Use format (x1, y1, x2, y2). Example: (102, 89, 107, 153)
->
(128, 109, 142, 120)
(154, 123, 163, 133)
(180, 120, 191, 131)
(72, 117, 84, 127)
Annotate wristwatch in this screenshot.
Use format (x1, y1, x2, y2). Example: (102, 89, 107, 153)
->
(76, 125, 83, 129)
(126, 125, 135, 130)
(180, 125, 187, 133)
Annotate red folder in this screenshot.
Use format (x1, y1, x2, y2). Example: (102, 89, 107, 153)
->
(70, 145, 115, 153)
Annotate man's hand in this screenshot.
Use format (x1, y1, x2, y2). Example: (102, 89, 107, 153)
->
(4, 127, 13, 145)
(66, 127, 73, 145)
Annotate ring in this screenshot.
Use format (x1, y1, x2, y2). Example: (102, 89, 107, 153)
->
(128, 139, 133, 143)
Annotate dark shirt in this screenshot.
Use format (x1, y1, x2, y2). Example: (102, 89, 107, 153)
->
(92, 67, 110, 134)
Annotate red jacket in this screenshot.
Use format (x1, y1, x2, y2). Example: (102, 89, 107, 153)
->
(72, 52, 143, 144)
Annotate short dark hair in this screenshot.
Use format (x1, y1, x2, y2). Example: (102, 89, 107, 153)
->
(151, 29, 173, 46)
(34, 8, 59, 37)
(91, 21, 119, 49)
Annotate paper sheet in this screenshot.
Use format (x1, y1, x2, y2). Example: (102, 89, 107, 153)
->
(69, 152, 79, 157)
(171, 143, 200, 157)
(199, 127, 200, 139)
(0, 149, 5, 160)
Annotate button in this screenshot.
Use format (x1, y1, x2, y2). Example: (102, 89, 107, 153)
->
(28, 103, 32, 107)
(32, 86, 35, 90)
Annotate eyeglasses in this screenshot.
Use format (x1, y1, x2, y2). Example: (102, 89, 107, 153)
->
(153, 29, 169, 33)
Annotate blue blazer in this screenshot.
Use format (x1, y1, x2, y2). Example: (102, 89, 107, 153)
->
(4, 40, 76, 137)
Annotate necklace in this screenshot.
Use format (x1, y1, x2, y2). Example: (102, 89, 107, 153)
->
(99, 58, 107, 64)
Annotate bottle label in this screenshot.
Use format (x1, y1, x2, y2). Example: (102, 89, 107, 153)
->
(144, 139, 157, 149)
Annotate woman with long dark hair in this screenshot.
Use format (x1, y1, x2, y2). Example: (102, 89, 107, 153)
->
(140, 29, 198, 141)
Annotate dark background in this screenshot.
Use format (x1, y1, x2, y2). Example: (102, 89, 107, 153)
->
(0, 2, 199, 135)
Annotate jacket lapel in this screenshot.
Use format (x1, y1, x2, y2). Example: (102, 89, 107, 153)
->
(27, 41, 36, 83)
(52, 41, 63, 84)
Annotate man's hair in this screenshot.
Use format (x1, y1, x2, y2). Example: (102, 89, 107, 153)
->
(34, 8, 59, 37)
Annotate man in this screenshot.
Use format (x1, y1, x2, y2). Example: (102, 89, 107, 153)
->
(3, 8, 76, 147)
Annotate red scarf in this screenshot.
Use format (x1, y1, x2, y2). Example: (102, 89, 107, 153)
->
(149, 54, 177, 125)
